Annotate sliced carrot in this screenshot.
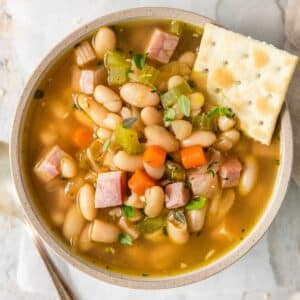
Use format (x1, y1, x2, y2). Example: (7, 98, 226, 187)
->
(72, 127, 93, 148)
(128, 170, 156, 196)
(143, 145, 167, 168)
(181, 146, 207, 169)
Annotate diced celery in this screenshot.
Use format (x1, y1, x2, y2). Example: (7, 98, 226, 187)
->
(158, 61, 192, 83)
(114, 125, 144, 155)
(161, 80, 192, 108)
(170, 20, 184, 36)
(107, 67, 128, 85)
(190, 113, 216, 131)
(137, 216, 166, 234)
(138, 65, 160, 86)
(165, 161, 186, 181)
(104, 51, 131, 85)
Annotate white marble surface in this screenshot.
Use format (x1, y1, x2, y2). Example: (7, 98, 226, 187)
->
(1, 0, 300, 299)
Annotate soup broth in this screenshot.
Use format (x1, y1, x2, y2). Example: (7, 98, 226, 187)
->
(23, 19, 280, 277)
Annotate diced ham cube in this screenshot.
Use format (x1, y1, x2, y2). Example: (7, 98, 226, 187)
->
(75, 41, 97, 67)
(72, 66, 106, 94)
(188, 167, 218, 198)
(146, 29, 179, 63)
(95, 171, 126, 208)
(34, 145, 66, 182)
(165, 182, 189, 209)
(219, 158, 242, 188)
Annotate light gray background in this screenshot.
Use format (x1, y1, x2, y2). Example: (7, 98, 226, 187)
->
(0, 0, 300, 299)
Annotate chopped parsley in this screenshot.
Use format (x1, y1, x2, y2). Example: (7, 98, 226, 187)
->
(122, 205, 135, 219)
(122, 117, 138, 128)
(207, 106, 235, 118)
(132, 53, 148, 70)
(163, 108, 176, 122)
(118, 233, 133, 246)
(173, 210, 186, 224)
(186, 196, 207, 211)
(206, 161, 218, 177)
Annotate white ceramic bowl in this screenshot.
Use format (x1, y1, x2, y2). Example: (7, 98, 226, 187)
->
(10, 7, 293, 289)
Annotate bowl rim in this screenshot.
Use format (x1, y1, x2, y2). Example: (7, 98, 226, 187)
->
(9, 7, 293, 289)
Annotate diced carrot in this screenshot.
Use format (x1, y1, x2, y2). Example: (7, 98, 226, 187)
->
(143, 145, 166, 168)
(128, 170, 156, 196)
(181, 146, 207, 169)
(72, 127, 93, 148)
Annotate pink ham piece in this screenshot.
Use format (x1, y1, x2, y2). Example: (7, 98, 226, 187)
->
(219, 158, 242, 188)
(146, 29, 179, 63)
(34, 145, 66, 182)
(165, 182, 189, 209)
(188, 167, 218, 198)
(72, 66, 106, 95)
(95, 171, 126, 208)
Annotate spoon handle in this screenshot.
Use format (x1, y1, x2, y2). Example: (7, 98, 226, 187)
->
(24, 217, 73, 300)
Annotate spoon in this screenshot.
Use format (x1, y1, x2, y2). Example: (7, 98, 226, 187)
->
(0, 142, 73, 300)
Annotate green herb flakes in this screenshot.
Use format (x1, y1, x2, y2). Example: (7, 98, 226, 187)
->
(173, 210, 186, 224)
(132, 53, 147, 70)
(122, 117, 138, 128)
(122, 205, 135, 219)
(186, 196, 207, 211)
(137, 216, 165, 234)
(207, 106, 235, 118)
(177, 95, 191, 117)
(163, 108, 176, 122)
(118, 233, 133, 246)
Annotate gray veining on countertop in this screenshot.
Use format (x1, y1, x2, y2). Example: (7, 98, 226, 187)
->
(0, 0, 299, 299)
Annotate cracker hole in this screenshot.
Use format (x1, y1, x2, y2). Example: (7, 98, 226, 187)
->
(214, 88, 221, 94)
(235, 80, 241, 85)
(248, 100, 252, 106)
(267, 94, 272, 99)
(203, 68, 209, 73)
(223, 60, 228, 66)
(256, 73, 261, 78)
(242, 53, 249, 58)
(211, 41, 216, 46)
(275, 66, 281, 72)
(259, 121, 264, 126)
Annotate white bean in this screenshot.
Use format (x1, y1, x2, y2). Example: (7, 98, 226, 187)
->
(143, 162, 165, 179)
(93, 27, 116, 59)
(140, 107, 163, 126)
(239, 156, 258, 196)
(90, 219, 120, 243)
(218, 116, 236, 131)
(78, 223, 94, 252)
(60, 156, 77, 179)
(102, 112, 122, 130)
(119, 216, 139, 240)
(186, 206, 207, 232)
(125, 193, 145, 208)
(96, 127, 112, 140)
(144, 186, 165, 217)
(120, 83, 160, 107)
(171, 120, 192, 140)
(77, 183, 97, 221)
(181, 130, 216, 147)
(103, 150, 118, 170)
(145, 125, 179, 152)
(168, 75, 184, 90)
(49, 209, 65, 227)
(178, 51, 196, 68)
(62, 204, 85, 241)
(222, 129, 240, 145)
(167, 214, 189, 245)
(113, 151, 143, 172)
(214, 138, 233, 152)
(94, 85, 122, 112)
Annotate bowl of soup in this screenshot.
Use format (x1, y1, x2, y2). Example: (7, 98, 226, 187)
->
(10, 7, 294, 288)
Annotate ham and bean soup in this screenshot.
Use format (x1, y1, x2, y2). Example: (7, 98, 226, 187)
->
(23, 20, 280, 277)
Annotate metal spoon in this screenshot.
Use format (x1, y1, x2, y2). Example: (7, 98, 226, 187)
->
(0, 142, 73, 300)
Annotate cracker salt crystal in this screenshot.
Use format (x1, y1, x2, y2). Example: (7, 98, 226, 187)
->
(194, 23, 298, 144)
